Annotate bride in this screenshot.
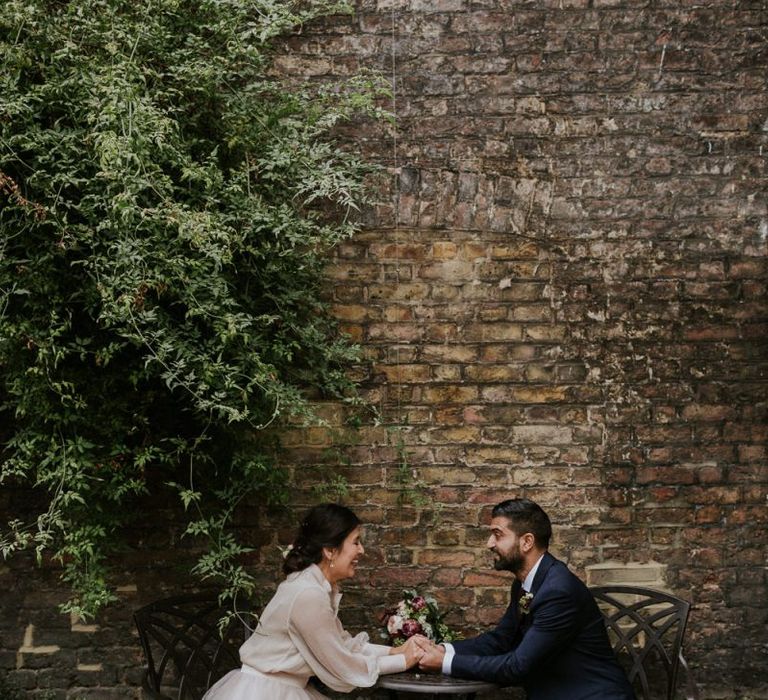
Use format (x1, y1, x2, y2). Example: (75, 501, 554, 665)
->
(203, 503, 424, 699)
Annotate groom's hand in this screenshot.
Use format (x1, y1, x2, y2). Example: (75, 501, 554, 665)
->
(397, 635, 429, 668)
(417, 641, 445, 672)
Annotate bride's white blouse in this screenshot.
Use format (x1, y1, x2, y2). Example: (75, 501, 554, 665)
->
(238, 563, 405, 692)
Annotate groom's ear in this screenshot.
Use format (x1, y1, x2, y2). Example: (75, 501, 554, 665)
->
(520, 532, 535, 552)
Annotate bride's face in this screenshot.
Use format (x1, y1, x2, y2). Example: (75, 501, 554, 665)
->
(332, 526, 365, 582)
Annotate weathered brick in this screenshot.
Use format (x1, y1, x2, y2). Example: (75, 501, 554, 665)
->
(367, 323, 424, 341)
(464, 365, 526, 382)
(420, 384, 479, 403)
(510, 425, 573, 445)
(369, 242, 429, 260)
(382, 305, 414, 322)
(430, 241, 457, 259)
(374, 363, 432, 383)
(481, 386, 568, 403)
(423, 563, 463, 588)
(479, 344, 538, 361)
(463, 322, 524, 342)
(681, 404, 737, 421)
(417, 549, 476, 568)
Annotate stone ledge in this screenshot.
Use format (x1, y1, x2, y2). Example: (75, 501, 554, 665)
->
(585, 561, 668, 590)
(76, 663, 104, 672)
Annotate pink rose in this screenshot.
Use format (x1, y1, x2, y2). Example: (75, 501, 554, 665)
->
(401, 619, 423, 638)
(411, 595, 427, 611)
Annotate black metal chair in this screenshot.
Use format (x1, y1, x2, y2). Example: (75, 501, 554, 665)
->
(134, 593, 254, 700)
(590, 585, 700, 700)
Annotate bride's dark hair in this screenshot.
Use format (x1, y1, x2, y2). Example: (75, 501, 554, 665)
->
(282, 503, 361, 575)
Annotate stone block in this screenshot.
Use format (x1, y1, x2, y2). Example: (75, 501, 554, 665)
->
(585, 561, 668, 589)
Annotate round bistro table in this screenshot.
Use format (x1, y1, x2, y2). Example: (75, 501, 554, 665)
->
(376, 671, 498, 699)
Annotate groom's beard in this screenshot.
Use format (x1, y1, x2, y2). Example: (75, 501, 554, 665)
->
(492, 544, 524, 574)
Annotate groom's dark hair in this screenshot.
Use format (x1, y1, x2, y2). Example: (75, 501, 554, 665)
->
(492, 498, 552, 549)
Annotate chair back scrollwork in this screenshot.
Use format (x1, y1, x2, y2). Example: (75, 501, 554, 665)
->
(590, 585, 697, 700)
(134, 593, 254, 700)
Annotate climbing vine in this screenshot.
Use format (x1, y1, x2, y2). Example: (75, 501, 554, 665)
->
(0, 0, 385, 618)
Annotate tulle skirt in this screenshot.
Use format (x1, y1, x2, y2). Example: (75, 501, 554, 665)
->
(203, 665, 328, 700)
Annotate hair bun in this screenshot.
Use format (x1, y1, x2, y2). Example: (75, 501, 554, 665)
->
(281, 503, 360, 576)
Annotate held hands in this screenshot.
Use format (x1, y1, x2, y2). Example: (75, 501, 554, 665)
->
(416, 639, 445, 672)
(391, 635, 430, 669)
(389, 635, 445, 671)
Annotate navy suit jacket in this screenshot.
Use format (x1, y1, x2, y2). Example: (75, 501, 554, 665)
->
(450, 553, 635, 700)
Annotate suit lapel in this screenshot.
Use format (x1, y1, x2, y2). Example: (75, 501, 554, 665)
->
(530, 551, 555, 596)
(510, 579, 525, 644)
(510, 580, 522, 622)
(518, 552, 555, 638)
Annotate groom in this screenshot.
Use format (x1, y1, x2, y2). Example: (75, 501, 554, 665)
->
(417, 498, 635, 700)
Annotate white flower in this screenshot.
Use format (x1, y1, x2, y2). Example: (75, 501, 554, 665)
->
(518, 591, 534, 615)
(421, 622, 434, 640)
(280, 544, 294, 559)
(387, 614, 404, 635)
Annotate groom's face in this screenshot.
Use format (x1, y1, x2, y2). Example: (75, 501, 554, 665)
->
(487, 516, 525, 574)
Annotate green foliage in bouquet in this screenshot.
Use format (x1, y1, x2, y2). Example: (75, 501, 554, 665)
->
(0, 0, 386, 619)
(382, 589, 461, 646)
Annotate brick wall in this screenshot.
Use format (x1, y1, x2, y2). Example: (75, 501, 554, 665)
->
(1, 1, 766, 698)
(279, 0, 768, 696)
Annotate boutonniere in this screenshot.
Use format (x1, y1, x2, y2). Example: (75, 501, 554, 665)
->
(518, 591, 534, 616)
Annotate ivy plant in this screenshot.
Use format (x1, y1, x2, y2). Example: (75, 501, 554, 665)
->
(0, 0, 384, 619)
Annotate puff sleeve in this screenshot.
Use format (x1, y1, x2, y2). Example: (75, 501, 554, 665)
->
(287, 587, 405, 692)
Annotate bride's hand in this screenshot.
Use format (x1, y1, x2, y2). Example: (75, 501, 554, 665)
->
(389, 635, 428, 654)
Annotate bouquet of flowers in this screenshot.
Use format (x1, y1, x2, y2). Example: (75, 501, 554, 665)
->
(381, 589, 460, 646)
